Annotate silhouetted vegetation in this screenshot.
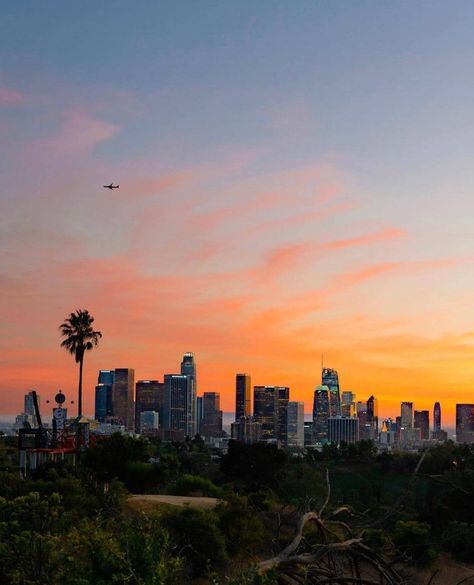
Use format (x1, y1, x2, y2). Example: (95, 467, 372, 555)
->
(1, 436, 474, 584)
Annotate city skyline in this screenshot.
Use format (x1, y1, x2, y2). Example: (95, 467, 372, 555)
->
(14, 355, 469, 445)
(3, 3, 474, 423)
(0, 351, 466, 428)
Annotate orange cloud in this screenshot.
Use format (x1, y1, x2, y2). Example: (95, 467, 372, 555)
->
(338, 257, 464, 286)
(253, 227, 405, 282)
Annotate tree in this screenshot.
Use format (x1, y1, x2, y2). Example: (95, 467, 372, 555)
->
(59, 309, 102, 417)
(392, 520, 437, 566)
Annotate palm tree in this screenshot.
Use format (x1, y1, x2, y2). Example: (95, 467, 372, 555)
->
(59, 309, 102, 417)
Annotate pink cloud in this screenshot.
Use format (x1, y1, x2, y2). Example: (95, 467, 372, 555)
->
(338, 257, 464, 286)
(253, 228, 405, 282)
(0, 86, 25, 105)
(27, 108, 119, 159)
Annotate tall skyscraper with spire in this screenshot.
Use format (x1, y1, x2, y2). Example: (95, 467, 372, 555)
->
(322, 368, 341, 416)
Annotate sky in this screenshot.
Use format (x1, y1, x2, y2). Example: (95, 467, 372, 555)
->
(1, 1, 474, 424)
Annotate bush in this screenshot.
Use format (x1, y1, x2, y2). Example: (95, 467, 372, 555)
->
(362, 528, 389, 552)
(168, 474, 221, 497)
(162, 507, 227, 577)
(392, 520, 437, 566)
(442, 521, 474, 563)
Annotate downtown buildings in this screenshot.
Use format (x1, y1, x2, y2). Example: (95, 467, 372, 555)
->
(85, 356, 461, 451)
(232, 375, 303, 448)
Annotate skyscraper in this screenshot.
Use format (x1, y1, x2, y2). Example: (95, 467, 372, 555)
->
(356, 401, 371, 440)
(401, 402, 413, 429)
(433, 402, 441, 433)
(254, 386, 289, 442)
(196, 396, 203, 434)
(139, 411, 159, 434)
(456, 404, 474, 444)
(111, 368, 135, 430)
(414, 410, 429, 440)
(287, 401, 305, 448)
(163, 374, 193, 439)
(24, 390, 39, 426)
(341, 391, 356, 417)
(201, 392, 223, 437)
(253, 386, 275, 440)
(135, 380, 164, 433)
(235, 373, 251, 420)
(276, 386, 289, 445)
(95, 370, 114, 422)
(180, 352, 197, 436)
(366, 395, 379, 437)
(313, 385, 330, 442)
(322, 368, 341, 416)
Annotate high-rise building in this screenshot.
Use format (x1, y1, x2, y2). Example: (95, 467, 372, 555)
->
(180, 352, 197, 436)
(401, 402, 413, 429)
(313, 385, 330, 442)
(341, 391, 356, 417)
(95, 370, 114, 422)
(456, 404, 474, 444)
(433, 402, 441, 434)
(24, 391, 39, 426)
(235, 373, 251, 420)
(254, 386, 289, 442)
(111, 369, 135, 430)
(135, 380, 164, 433)
(356, 401, 371, 440)
(322, 368, 341, 416)
(276, 386, 289, 445)
(287, 402, 305, 448)
(367, 395, 379, 435)
(24, 391, 37, 416)
(304, 421, 314, 447)
(201, 392, 223, 437)
(253, 386, 275, 441)
(196, 396, 203, 434)
(414, 410, 429, 440)
(139, 411, 159, 434)
(328, 417, 359, 444)
(231, 416, 262, 444)
(163, 374, 194, 439)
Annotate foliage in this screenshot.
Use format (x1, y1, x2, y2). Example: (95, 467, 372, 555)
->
(220, 441, 287, 491)
(161, 507, 228, 577)
(217, 494, 266, 556)
(442, 521, 474, 563)
(392, 520, 438, 566)
(168, 474, 221, 497)
(3, 439, 474, 583)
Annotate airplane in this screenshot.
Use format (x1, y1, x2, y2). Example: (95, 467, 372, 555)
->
(103, 183, 119, 190)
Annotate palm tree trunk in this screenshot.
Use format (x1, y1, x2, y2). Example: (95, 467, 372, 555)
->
(78, 356, 84, 417)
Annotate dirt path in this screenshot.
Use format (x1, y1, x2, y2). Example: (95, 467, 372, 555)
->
(128, 494, 219, 511)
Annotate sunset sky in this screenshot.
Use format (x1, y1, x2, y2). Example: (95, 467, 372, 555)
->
(2, 2, 474, 424)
